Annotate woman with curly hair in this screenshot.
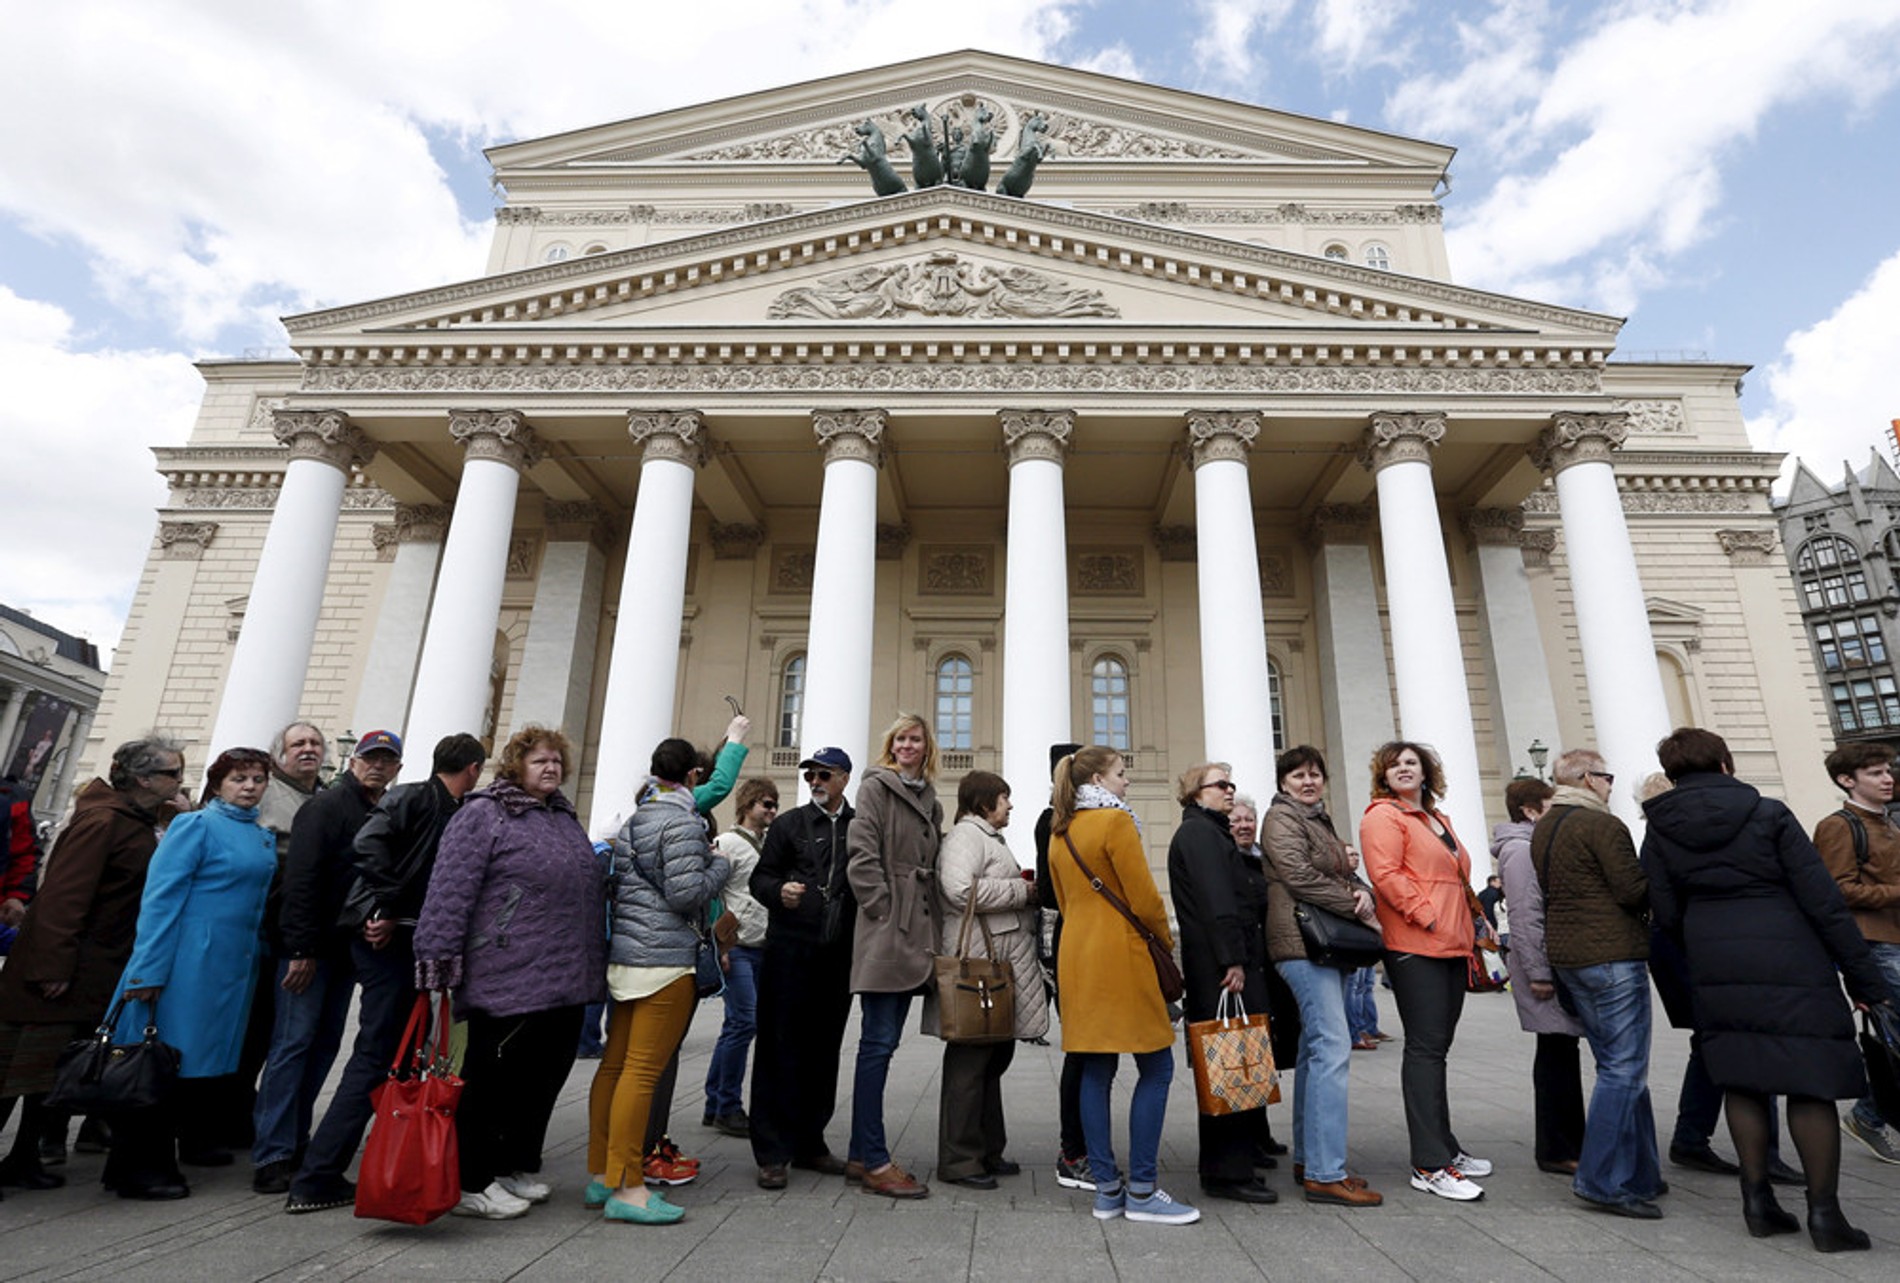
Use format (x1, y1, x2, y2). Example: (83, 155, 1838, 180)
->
(414, 725, 606, 1220)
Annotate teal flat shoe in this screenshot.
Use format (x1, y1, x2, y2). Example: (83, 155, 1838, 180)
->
(603, 1193, 684, 1225)
(583, 1179, 611, 1209)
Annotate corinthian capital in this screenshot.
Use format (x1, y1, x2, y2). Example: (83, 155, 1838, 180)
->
(1358, 411, 1446, 473)
(812, 409, 886, 466)
(1304, 503, 1375, 548)
(1530, 411, 1629, 475)
(628, 410, 709, 466)
(999, 409, 1074, 465)
(450, 409, 544, 472)
(271, 409, 375, 470)
(1186, 411, 1259, 469)
(394, 503, 452, 543)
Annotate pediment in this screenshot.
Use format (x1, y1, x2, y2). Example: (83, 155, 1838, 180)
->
(288, 187, 1618, 344)
(490, 50, 1452, 176)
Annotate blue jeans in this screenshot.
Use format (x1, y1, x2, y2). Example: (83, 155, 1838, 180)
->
(849, 991, 913, 1169)
(1558, 959, 1662, 1204)
(1277, 959, 1353, 1183)
(251, 952, 354, 1167)
(1853, 943, 1900, 1129)
(1078, 1047, 1173, 1192)
(703, 945, 761, 1117)
(1346, 965, 1382, 1039)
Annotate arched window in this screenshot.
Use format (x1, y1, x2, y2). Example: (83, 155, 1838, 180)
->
(582, 242, 610, 256)
(1091, 656, 1131, 750)
(542, 243, 570, 263)
(1795, 534, 1870, 610)
(935, 655, 974, 751)
(1364, 243, 1391, 270)
(1268, 659, 1285, 753)
(1322, 243, 1349, 261)
(777, 654, 806, 749)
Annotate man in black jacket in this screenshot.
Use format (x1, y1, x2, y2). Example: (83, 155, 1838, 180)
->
(250, 730, 402, 1193)
(748, 747, 857, 1188)
(284, 732, 486, 1213)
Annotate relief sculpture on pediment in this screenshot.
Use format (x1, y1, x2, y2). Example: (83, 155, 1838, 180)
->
(767, 251, 1118, 320)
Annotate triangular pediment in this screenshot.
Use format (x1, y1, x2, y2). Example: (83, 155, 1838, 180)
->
(491, 49, 1452, 176)
(288, 186, 1617, 344)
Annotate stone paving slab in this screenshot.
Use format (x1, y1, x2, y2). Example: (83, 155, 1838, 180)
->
(4, 984, 1899, 1280)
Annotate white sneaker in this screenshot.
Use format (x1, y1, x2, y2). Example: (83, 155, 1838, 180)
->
(1410, 1166, 1484, 1201)
(497, 1172, 552, 1203)
(452, 1181, 533, 1219)
(1451, 1151, 1493, 1178)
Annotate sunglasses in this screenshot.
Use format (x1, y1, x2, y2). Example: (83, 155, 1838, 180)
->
(1587, 771, 1616, 787)
(803, 769, 835, 782)
(759, 800, 780, 810)
(1202, 779, 1237, 792)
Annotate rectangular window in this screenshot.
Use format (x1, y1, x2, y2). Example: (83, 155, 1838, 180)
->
(1880, 676, 1900, 726)
(1848, 569, 1872, 602)
(1833, 682, 1858, 729)
(1862, 617, 1888, 664)
(1823, 574, 1848, 607)
(1816, 621, 1842, 671)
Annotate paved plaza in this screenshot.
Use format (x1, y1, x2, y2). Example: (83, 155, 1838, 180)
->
(3, 985, 1898, 1281)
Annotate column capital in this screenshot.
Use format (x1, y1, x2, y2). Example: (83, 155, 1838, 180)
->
(628, 410, 709, 466)
(545, 500, 616, 550)
(1304, 502, 1375, 548)
(1531, 410, 1629, 474)
(999, 409, 1074, 465)
(450, 409, 544, 472)
(1521, 529, 1557, 568)
(709, 521, 767, 560)
(1358, 410, 1446, 472)
(876, 523, 912, 560)
(812, 408, 886, 466)
(1716, 528, 1779, 565)
(1153, 524, 1198, 562)
(271, 409, 375, 470)
(1185, 411, 1259, 468)
(158, 520, 218, 560)
(1461, 506, 1526, 548)
(393, 502, 453, 543)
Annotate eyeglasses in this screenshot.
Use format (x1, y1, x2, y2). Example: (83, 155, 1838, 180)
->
(146, 767, 183, 780)
(1587, 771, 1616, 787)
(1202, 779, 1237, 793)
(759, 800, 780, 810)
(803, 769, 835, 782)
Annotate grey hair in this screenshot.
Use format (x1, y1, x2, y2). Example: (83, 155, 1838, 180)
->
(1551, 748, 1606, 787)
(109, 735, 185, 791)
(1232, 793, 1259, 814)
(269, 721, 328, 766)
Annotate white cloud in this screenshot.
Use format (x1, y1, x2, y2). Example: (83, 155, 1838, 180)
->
(1190, 0, 1297, 85)
(0, 287, 203, 657)
(1075, 42, 1146, 82)
(1748, 248, 1900, 485)
(1311, 0, 1413, 69)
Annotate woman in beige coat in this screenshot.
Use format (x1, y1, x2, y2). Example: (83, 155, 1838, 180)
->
(845, 712, 944, 1198)
(931, 771, 1050, 1188)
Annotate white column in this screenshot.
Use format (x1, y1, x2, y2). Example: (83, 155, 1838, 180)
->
(1363, 412, 1490, 878)
(1189, 412, 1274, 802)
(1000, 409, 1074, 870)
(208, 410, 374, 758)
(512, 501, 611, 738)
(352, 504, 448, 733)
(1308, 505, 1396, 824)
(588, 415, 704, 836)
(1465, 508, 1564, 779)
(1535, 413, 1672, 829)
(0, 684, 26, 766)
(49, 706, 94, 819)
(399, 411, 542, 783)
(799, 409, 885, 804)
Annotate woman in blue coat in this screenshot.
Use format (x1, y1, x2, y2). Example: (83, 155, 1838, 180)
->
(105, 747, 278, 1200)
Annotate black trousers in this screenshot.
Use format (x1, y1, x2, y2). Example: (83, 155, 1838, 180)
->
(456, 1005, 584, 1193)
(103, 1077, 224, 1188)
(749, 935, 854, 1167)
(1385, 952, 1467, 1170)
(1533, 1032, 1586, 1165)
(1059, 1053, 1087, 1159)
(938, 1039, 1016, 1179)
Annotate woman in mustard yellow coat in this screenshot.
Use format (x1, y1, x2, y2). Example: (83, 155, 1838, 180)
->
(1047, 746, 1198, 1226)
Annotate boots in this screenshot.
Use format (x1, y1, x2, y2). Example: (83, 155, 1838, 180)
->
(1739, 1178, 1797, 1237)
(1805, 1194, 1870, 1253)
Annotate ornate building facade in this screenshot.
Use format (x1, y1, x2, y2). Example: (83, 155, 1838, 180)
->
(80, 51, 1834, 874)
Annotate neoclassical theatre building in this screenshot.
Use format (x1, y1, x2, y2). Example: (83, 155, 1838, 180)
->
(83, 51, 1834, 873)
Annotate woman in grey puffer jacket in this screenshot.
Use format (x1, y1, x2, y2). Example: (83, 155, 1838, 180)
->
(586, 738, 730, 1226)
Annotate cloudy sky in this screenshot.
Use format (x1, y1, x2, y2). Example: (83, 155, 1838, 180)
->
(4, 0, 1899, 657)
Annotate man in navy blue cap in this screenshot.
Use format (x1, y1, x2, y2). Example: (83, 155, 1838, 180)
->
(749, 747, 858, 1188)
(248, 729, 402, 1192)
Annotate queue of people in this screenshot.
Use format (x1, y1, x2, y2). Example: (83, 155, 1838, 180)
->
(1, 715, 1897, 1262)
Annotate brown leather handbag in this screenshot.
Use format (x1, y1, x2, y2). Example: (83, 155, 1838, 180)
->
(933, 903, 1016, 1044)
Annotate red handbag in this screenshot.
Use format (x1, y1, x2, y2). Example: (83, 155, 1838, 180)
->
(354, 992, 463, 1225)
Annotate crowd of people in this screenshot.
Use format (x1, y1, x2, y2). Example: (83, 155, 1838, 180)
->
(0, 711, 1896, 1257)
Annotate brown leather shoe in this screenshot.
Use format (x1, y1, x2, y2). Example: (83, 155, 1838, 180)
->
(1303, 1178, 1383, 1207)
(844, 1160, 865, 1184)
(1293, 1164, 1370, 1190)
(756, 1164, 788, 1190)
(860, 1163, 928, 1199)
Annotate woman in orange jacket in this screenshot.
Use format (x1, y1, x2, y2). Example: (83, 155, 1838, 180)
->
(1359, 740, 1493, 1203)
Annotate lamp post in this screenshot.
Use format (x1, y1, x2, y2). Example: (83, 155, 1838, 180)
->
(1521, 737, 1550, 782)
(324, 730, 357, 785)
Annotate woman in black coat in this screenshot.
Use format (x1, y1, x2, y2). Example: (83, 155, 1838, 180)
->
(1167, 761, 1275, 1204)
(1642, 728, 1895, 1254)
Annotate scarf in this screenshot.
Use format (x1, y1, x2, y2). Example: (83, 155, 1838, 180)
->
(1074, 781, 1141, 835)
(1550, 783, 1608, 814)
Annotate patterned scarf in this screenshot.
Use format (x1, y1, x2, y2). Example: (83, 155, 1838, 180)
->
(1074, 781, 1142, 836)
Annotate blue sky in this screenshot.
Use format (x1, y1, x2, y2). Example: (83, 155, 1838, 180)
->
(4, 0, 1899, 656)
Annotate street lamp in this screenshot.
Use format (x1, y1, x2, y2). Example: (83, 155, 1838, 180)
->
(1525, 738, 1550, 781)
(322, 730, 357, 785)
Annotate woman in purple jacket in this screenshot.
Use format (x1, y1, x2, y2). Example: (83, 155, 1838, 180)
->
(415, 725, 606, 1220)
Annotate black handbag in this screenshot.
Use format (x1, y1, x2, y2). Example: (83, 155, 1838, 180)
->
(1861, 1003, 1900, 1125)
(1291, 899, 1385, 970)
(45, 997, 181, 1114)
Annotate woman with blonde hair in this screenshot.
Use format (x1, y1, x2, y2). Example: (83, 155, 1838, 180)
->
(414, 725, 606, 1220)
(1047, 746, 1198, 1225)
(844, 712, 943, 1198)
